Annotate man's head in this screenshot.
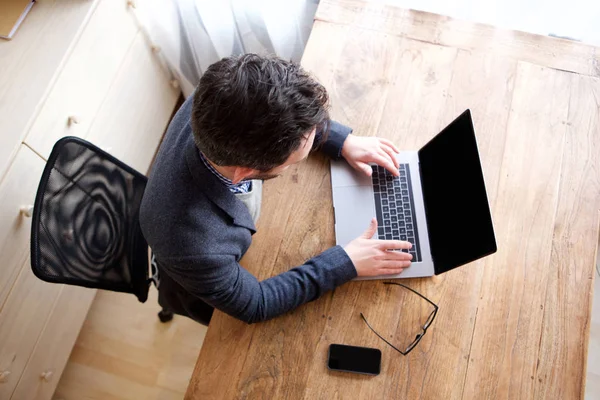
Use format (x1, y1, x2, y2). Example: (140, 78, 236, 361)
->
(191, 54, 329, 182)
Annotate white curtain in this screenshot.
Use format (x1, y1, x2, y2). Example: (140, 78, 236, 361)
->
(135, 0, 319, 98)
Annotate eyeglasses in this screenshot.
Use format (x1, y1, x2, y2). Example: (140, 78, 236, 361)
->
(360, 282, 439, 355)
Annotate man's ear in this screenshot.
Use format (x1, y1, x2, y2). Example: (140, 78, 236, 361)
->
(231, 166, 256, 184)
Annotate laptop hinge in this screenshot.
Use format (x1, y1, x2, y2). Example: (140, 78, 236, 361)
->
(418, 161, 436, 268)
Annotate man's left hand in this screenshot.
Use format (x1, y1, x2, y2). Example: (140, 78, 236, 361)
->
(341, 135, 400, 177)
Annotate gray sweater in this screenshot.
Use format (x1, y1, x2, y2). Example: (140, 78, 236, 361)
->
(139, 95, 357, 324)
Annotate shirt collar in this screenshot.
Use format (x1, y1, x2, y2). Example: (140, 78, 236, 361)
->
(198, 151, 251, 193)
(185, 137, 256, 232)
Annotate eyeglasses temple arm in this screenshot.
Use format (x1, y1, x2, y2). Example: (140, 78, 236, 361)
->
(360, 313, 407, 355)
(383, 282, 439, 309)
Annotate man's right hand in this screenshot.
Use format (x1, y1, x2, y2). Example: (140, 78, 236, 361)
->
(343, 218, 413, 277)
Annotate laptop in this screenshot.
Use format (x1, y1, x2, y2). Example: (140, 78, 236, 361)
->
(330, 109, 497, 279)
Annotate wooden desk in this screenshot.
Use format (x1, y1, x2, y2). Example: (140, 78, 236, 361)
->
(187, 1, 600, 398)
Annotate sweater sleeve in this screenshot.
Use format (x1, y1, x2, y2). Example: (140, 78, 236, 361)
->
(315, 120, 353, 159)
(159, 246, 357, 324)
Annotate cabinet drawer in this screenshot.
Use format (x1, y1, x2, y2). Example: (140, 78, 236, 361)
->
(0, 257, 62, 398)
(0, 0, 99, 180)
(11, 285, 95, 400)
(86, 31, 179, 173)
(0, 145, 46, 309)
(24, 0, 139, 159)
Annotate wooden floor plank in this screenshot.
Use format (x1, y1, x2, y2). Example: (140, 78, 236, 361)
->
(303, 35, 459, 400)
(462, 62, 572, 399)
(55, 363, 182, 400)
(587, 258, 600, 399)
(323, 24, 402, 136)
(376, 37, 457, 148)
(367, 38, 456, 400)
(534, 74, 600, 400)
(301, 22, 350, 90)
(55, 289, 207, 400)
(410, 50, 517, 400)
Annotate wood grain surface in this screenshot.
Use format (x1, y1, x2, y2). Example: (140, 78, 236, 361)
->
(187, 1, 600, 399)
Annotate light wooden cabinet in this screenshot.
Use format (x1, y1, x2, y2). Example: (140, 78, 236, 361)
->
(0, 252, 63, 399)
(24, 0, 140, 159)
(11, 285, 96, 400)
(0, 1, 179, 398)
(85, 32, 179, 173)
(0, 0, 99, 176)
(0, 145, 46, 309)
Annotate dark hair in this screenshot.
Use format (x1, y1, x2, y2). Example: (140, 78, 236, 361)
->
(191, 54, 329, 171)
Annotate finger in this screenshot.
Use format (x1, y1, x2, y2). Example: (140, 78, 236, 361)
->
(375, 240, 413, 251)
(372, 153, 399, 176)
(378, 147, 399, 170)
(361, 217, 377, 239)
(380, 144, 399, 168)
(380, 260, 412, 269)
(379, 138, 400, 153)
(355, 161, 373, 176)
(378, 250, 413, 261)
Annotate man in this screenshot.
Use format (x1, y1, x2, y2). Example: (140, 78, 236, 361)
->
(140, 54, 413, 325)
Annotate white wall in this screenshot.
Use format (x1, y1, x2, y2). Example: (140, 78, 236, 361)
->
(375, 0, 600, 45)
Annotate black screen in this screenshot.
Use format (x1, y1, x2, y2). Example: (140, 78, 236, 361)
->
(418, 109, 497, 274)
(328, 344, 381, 375)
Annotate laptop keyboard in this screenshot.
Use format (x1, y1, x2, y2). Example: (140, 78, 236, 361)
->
(371, 164, 422, 262)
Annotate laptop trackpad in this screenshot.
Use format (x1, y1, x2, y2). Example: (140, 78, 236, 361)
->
(332, 185, 376, 247)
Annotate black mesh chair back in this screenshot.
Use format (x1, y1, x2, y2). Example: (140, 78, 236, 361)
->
(30, 137, 150, 303)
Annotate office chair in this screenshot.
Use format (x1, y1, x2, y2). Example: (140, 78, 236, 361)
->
(29, 136, 173, 323)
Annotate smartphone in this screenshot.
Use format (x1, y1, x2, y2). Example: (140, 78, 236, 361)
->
(327, 344, 381, 375)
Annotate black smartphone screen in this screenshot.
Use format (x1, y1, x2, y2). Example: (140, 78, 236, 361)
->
(327, 344, 381, 375)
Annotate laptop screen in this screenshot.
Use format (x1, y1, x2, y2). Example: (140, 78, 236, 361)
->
(418, 109, 497, 274)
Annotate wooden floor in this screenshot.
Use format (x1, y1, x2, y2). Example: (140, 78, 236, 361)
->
(53, 289, 207, 400)
(50, 243, 599, 399)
